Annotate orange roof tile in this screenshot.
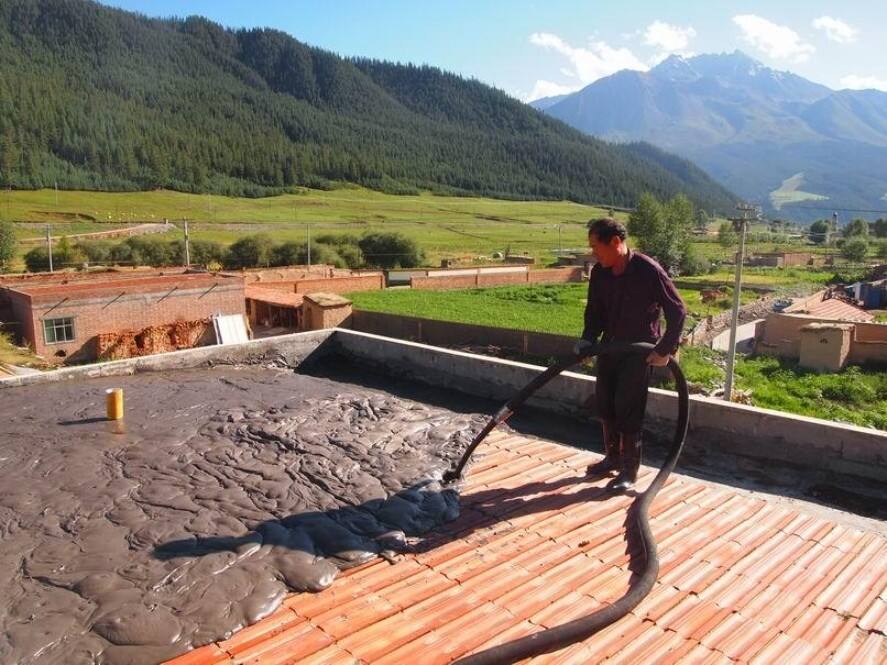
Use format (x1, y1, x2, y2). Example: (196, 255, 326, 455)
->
(785, 296, 875, 322)
(164, 431, 887, 665)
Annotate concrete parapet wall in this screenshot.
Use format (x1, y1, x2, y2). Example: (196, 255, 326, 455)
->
(332, 329, 887, 482)
(350, 310, 574, 357)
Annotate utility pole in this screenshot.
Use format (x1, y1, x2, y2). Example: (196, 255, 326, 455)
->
(183, 220, 191, 267)
(306, 221, 311, 269)
(723, 203, 755, 402)
(46, 224, 53, 273)
(557, 224, 562, 257)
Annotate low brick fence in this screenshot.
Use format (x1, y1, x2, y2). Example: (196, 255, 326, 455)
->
(410, 267, 583, 290)
(258, 274, 384, 295)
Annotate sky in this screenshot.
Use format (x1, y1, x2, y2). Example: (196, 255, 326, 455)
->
(99, 1, 887, 100)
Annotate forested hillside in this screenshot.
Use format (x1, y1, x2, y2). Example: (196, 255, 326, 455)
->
(0, 0, 737, 210)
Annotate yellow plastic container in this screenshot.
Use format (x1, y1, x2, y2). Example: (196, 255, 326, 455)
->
(106, 388, 124, 420)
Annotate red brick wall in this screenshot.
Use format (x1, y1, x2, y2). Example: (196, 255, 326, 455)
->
(410, 275, 480, 290)
(478, 272, 528, 287)
(23, 282, 245, 362)
(528, 267, 584, 284)
(411, 267, 582, 290)
(293, 274, 383, 294)
(233, 266, 335, 283)
(248, 281, 295, 293)
(7, 291, 35, 350)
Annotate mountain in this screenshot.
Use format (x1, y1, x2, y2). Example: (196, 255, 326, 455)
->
(528, 94, 569, 111)
(536, 51, 887, 221)
(0, 0, 737, 212)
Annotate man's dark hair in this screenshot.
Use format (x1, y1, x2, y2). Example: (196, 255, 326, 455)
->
(587, 217, 627, 242)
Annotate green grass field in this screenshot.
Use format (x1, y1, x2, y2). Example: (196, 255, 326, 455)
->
(680, 347, 887, 430)
(2, 186, 618, 267)
(769, 172, 829, 211)
(348, 283, 758, 337)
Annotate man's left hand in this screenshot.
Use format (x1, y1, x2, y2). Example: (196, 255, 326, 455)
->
(646, 351, 670, 367)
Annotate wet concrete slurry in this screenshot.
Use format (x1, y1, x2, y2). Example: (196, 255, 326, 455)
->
(0, 367, 488, 664)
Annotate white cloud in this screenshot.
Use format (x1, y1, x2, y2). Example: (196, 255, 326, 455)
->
(643, 20, 696, 52)
(812, 16, 858, 43)
(526, 79, 583, 102)
(527, 32, 648, 100)
(840, 74, 887, 91)
(732, 14, 815, 62)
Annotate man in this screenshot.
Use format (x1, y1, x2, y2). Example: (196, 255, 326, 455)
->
(574, 218, 686, 491)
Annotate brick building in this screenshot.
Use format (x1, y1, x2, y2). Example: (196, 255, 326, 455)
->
(3, 273, 245, 363)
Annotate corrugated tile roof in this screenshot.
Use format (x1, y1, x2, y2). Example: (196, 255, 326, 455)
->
(164, 432, 887, 665)
(785, 296, 875, 322)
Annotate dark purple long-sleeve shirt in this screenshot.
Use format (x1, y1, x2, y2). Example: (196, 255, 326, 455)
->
(581, 250, 687, 355)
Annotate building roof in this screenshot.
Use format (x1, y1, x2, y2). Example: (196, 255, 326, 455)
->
(164, 431, 887, 665)
(303, 292, 352, 307)
(245, 285, 305, 308)
(8, 273, 242, 304)
(785, 296, 875, 323)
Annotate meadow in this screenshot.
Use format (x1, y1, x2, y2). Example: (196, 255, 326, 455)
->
(348, 283, 759, 336)
(3, 186, 828, 270)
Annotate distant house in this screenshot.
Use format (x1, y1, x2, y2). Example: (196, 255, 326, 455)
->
(746, 251, 826, 268)
(756, 289, 885, 369)
(1, 272, 245, 363)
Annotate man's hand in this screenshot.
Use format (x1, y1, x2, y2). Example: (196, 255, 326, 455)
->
(646, 351, 670, 367)
(573, 338, 595, 356)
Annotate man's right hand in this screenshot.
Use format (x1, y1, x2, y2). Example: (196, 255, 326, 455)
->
(573, 338, 595, 357)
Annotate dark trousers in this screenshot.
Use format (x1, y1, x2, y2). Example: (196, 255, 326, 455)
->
(595, 351, 651, 435)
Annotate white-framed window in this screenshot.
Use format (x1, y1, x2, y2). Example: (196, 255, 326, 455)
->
(43, 317, 75, 344)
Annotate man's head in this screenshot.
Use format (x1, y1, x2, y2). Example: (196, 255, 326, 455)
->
(587, 217, 628, 268)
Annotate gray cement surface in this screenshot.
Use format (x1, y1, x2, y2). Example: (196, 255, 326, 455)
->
(0, 366, 486, 664)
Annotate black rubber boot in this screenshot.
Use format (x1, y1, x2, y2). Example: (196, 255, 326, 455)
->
(607, 432, 642, 492)
(586, 420, 620, 477)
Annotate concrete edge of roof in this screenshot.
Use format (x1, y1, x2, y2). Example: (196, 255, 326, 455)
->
(1, 328, 885, 484)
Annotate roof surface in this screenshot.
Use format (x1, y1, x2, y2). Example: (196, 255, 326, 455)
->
(164, 431, 887, 665)
(9, 273, 242, 303)
(245, 285, 305, 308)
(785, 297, 875, 323)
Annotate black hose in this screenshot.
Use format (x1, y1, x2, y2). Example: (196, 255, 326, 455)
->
(443, 341, 690, 665)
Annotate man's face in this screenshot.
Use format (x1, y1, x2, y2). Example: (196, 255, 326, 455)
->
(588, 232, 622, 268)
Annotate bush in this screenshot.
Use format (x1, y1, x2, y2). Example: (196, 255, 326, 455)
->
(171, 239, 225, 267)
(109, 241, 135, 265)
(809, 220, 829, 244)
(224, 234, 275, 269)
(358, 232, 423, 269)
(24, 246, 51, 272)
(120, 236, 176, 266)
(679, 245, 709, 276)
(24, 237, 85, 271)
(717, 222, 737, 248)
(76, 241, 113, 264)
(841, 237, 868, 263)
(0, 219, 15, 271)
(334, 243, 363, 268)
